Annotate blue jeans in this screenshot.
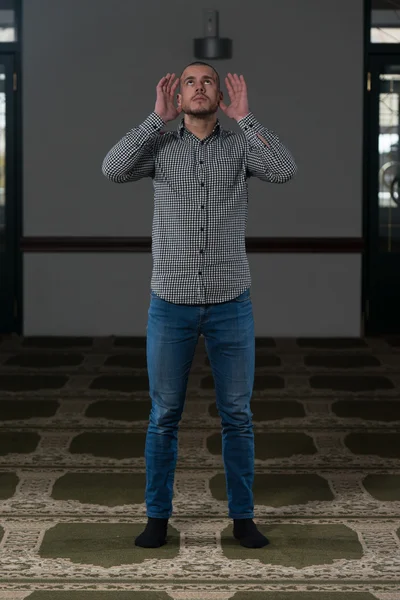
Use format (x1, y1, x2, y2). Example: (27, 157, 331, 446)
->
(145, 287, 255, 520)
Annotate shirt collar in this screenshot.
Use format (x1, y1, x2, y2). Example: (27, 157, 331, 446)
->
(178, 117, 221, 140)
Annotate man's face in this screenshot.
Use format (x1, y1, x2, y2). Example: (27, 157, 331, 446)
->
(177, 65, 222, 117)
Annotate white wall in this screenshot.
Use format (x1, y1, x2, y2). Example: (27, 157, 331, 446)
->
(22, 0, 364, 336)
(24, 253, 361, 337)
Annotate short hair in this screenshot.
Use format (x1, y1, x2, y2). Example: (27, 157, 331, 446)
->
(179, 61, 220, 91)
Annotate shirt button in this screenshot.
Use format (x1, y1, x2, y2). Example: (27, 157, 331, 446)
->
(200, 249, 203, 253)
(201, 182, 205, 187)
(200, 160, 204, 164)
(198, 271, 202, 275)
(201, 205, 204, 209)
(201, 227, 204, 231)
(244, 126, 248, 130)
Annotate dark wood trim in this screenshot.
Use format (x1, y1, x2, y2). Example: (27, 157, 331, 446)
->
(0, 52, 19, 334)
(363, 0, 371, 335)
(20, 236, 364, 253)
(14, 0, 23, 336)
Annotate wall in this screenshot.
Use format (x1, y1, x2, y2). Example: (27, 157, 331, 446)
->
(22, 0, 364, 336)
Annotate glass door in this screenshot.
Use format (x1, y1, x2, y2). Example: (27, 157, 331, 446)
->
(367, 55, 400, 334)
(0, 53, 17, 332)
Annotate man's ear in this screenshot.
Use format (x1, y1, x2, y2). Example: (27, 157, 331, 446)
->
(176, 93, 182, 106)
(218, 91, 223, 104)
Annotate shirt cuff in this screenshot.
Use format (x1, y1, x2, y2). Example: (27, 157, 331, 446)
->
(139, 112, 166, 135)
(237, 112, 273, 139)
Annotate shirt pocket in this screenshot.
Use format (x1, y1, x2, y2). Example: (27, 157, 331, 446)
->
(213, 151, 247, 188)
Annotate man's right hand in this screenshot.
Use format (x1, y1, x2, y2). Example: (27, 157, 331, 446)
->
(154, 73, 182, 123)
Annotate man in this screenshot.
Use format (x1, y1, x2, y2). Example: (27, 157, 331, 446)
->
(102, 62, 297, 549)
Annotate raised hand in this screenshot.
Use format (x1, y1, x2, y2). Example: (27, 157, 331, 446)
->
(219, 73, 250, 121)
(154, 73, 182, 123)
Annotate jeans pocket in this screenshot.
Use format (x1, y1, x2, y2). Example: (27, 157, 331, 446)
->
(234, 288, 251, 302)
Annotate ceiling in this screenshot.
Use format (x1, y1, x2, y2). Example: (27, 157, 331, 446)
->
(372, 0, 400, 8)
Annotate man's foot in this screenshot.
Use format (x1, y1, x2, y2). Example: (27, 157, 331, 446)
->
(134, 517, 168, 548)
(233, 518, 269, 548)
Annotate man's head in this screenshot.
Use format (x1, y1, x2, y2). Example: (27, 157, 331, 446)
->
(176, 61, 223, 118)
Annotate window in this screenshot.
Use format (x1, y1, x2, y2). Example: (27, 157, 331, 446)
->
(371, 0, 400, 43)
(0, 0, 17, 43)
(0, 10, 15, 42)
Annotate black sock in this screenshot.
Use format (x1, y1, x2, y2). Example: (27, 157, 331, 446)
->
(135, 517, 168, 548)
(233, 518, 269, 548)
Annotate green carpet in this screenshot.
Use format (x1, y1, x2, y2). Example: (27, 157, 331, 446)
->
(0, 335, 399, 599)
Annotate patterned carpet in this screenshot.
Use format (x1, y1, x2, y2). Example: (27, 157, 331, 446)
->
(0, 334, 400, 599)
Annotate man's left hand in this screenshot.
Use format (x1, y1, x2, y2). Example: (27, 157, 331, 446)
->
(220, 73, 269, 146)
(219, 73, 250, 121)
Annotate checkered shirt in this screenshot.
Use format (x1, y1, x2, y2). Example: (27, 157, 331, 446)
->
(102, 111, 297, 304)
